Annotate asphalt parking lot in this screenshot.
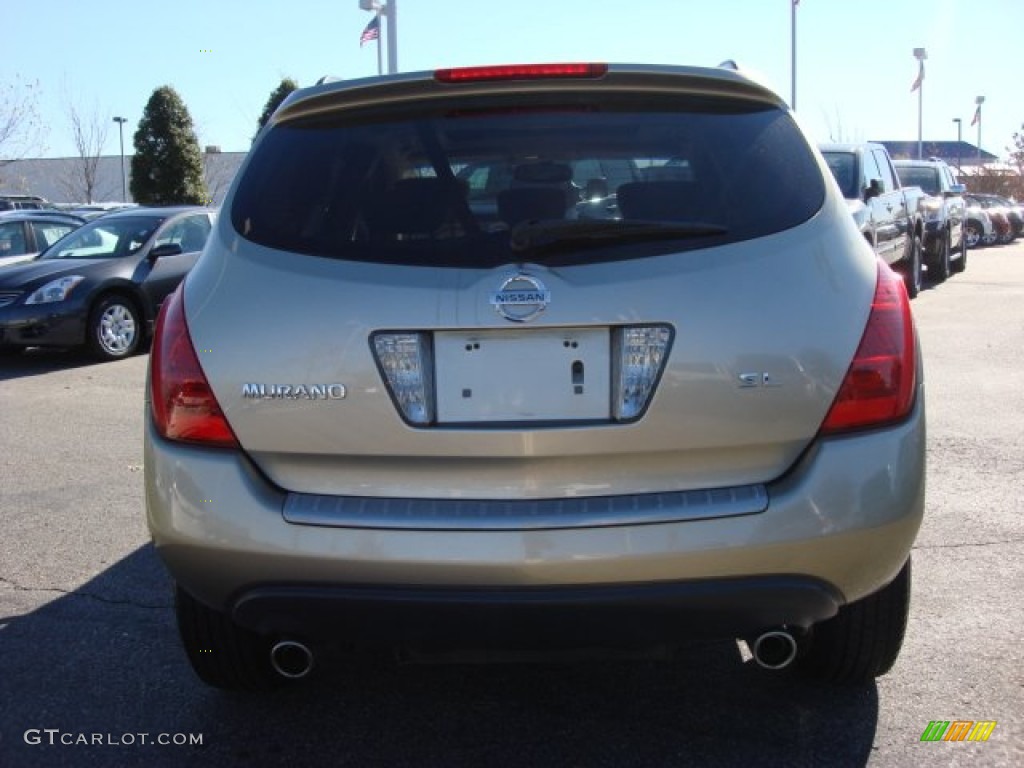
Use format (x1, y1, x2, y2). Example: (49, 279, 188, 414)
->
(1, 245, 1022, 768)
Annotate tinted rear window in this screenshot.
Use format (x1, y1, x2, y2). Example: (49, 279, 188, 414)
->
(822, 152, 858, 199)
(232, 93, 824, 267)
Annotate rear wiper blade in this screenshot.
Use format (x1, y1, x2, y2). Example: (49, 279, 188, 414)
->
(509, 218, 728, 253)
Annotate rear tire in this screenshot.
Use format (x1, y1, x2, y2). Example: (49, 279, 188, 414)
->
(901, 234, 922, 299)
(797, 558, 911, 685)
(951, 229, 968, 274)
(929, 230, 951, 283)
(964, 221, 982, 249)
(175, 586, 281, 692)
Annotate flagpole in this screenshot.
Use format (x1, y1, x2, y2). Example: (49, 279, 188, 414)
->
(376, 13, 383, 75)
(917, 80, 923, 159)
(953, 117, 962, 174)
(385, 0, 398, 74)
(913, 48, 927, 160)
(975, 96, 985, 164)
(359, 1, 384, 74)
(790, 0, 797, 110)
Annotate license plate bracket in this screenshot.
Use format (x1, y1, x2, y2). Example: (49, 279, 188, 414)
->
(434, 328, 611, 423)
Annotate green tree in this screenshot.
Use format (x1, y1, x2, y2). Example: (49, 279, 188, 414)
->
(254, 78, 299, 142)
(130, 86, 207, 205)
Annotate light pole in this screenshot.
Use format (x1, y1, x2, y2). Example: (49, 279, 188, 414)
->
(112, 116, 127, 202)
(913, 48, 927, 159)
(952, 118, 962, 173)
(974, 96, 985, 164)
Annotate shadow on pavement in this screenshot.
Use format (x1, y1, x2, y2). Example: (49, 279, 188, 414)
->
(0, 544, 879, 768)
(0, 347, 114, 382)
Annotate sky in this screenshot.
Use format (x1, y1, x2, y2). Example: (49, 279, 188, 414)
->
(5, 0, 1022, 161)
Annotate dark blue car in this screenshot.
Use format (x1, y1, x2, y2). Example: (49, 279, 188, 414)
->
(0, 206, 214, 360)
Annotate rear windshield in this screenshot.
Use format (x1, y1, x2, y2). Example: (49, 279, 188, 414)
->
(822, 152, 858, 199)
(232, 94, 824, 267)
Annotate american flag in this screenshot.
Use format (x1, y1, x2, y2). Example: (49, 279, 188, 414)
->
(360, 14, 380, 47)
(910, 60, 924, 92)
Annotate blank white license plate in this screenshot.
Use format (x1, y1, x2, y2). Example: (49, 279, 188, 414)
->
(434, 328, 611, 423)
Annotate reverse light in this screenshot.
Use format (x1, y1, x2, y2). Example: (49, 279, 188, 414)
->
(150, 284, 238, 447)
(612, 325, 672, 421)
(25, 275, 85, 304)
(821, 261, 917, 433)
(434, 63, 608, 83)
(372, 332, 435, 425)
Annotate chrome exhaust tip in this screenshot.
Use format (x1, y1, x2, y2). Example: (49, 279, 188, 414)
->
(270, 639, 314, 679)
(752, 630, 798, 670)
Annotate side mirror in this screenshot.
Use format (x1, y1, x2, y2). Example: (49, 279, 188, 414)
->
(863, 179, 883, 201)
(948, 184, 967, 196)
(149, 242, 183, 260)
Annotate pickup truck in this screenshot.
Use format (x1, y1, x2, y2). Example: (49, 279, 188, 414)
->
(893, 158, 968, 281)
(820, 142, 928, 297)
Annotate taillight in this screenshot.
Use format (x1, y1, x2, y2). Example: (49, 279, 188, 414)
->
(434, 63, 608, 83)
(372, 332, 435, 425)
(612, 325, 673, 421)
(150, 284, 238, 447)
(821, 261, 917, 433)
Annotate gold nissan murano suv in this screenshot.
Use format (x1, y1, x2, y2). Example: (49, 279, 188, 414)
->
(144, 62, 925, 690)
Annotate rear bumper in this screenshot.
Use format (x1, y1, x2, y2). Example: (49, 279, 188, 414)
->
(231, 577, 842, 654)
(146, 395, 925, 644)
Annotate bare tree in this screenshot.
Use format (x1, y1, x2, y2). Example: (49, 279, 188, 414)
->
(954, 125, 1024, 199)
(201, 150, 234, 206)
(0, 77, 47, 177)
(1007, 125, 1024, 198)
(821, 106, 863, 144)
(194, 122, 235, 206)
(63, 92, 111, 203)
(964, 165, 1022, 199)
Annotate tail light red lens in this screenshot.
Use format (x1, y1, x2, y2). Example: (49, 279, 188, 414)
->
(150, 284, 238, 447)
(434, 63, 608, 83)
(821, 261, 917, 433)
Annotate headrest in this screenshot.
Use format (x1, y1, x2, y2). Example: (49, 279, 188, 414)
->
(513, 162, 573, 185)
